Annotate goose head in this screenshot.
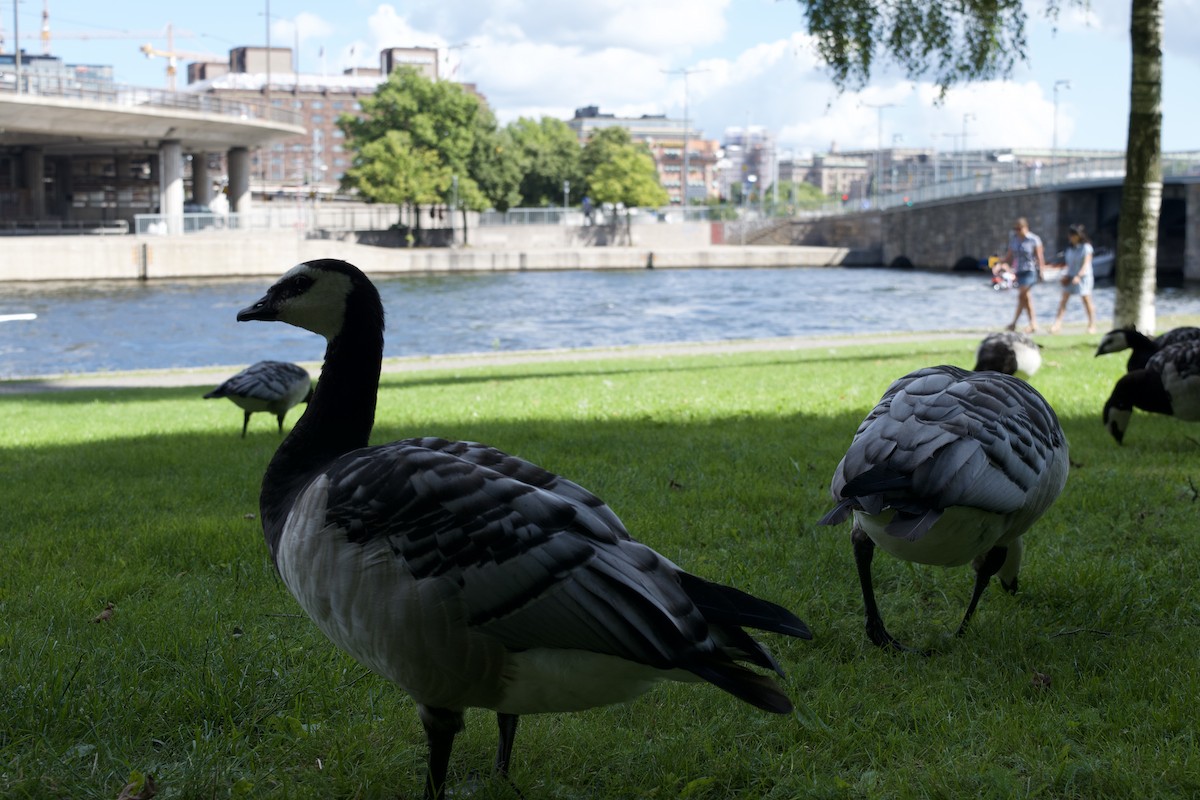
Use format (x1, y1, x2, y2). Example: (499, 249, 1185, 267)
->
(237, 259, 365, 341)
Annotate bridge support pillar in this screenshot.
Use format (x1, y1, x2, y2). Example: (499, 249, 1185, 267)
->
(159, 139, 184, 234)
(192, 154, 212, 207)
(21, 147, 45, 220)
(228, 146, 252, 219)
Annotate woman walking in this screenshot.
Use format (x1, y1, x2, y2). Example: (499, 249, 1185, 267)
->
(1003, 217, 1047, 333)
(1048, 223, 1097, 334)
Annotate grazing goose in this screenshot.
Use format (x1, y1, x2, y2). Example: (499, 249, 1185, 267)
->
(819, 365, 1069, 652)
(234, 259, 811, 799)
(203, 360, 312, 437)
(1103, 339, 1200, 444)
(973, 331, 1042, 378)
(1095, 326, 1200, 372)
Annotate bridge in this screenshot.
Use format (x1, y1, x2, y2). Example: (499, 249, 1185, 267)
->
(0, 70, 304, 229)
(765, 152, 1200, 283)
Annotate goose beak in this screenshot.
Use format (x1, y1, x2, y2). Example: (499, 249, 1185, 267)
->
(237, 294, 277, 322)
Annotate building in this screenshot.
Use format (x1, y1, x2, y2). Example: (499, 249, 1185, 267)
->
(717, 126, 777, 203)
(566, 106, 721, 204)
(182, 46, 464, 197)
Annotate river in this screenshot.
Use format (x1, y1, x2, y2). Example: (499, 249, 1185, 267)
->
(3, 266, 1200, 380)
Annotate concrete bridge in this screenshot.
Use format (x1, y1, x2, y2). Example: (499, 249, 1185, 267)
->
(757, 154, 1200, 284)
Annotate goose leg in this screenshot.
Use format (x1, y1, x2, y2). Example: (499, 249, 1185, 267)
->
(956, 545, 1008, 638)
(418, 704, 465, 800)
(494, 712, 519, 777)
(241, 411, 252, 438)
(275, 412, 286, 434)
(853, 527, 916, 653)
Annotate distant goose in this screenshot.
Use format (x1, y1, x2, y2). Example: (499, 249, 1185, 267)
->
(203, 360, 312, 437)
(819, 365, 1069, 652)
(973, 331, 1042, 378)
(1095, 326, 1200, 372)
(1103, 339, 1200, 444)
(234, 259, 811, 799)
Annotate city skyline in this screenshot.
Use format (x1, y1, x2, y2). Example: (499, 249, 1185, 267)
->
(4, 0, 1198, 156)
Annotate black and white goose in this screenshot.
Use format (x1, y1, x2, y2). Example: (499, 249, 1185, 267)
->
(973, 331, 1042, 379)
(203, 360, 312, 437)
(1103, 339, 1200, 444)
(1095, 326, 1200, 372)
(234, 259, 811, 799)
(819, 365, 1069, 652)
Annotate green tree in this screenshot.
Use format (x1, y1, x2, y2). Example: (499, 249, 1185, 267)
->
(580, 127, 636, 196)
(588, 146, 669, 244)
(795, 0, 1164, 331)
(506, 117, 583, 207)
(339, 66, 518, 243)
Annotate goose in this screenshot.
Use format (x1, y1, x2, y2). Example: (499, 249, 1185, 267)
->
(1095, 326, 1200, 372)
(973, 331, 1042, 378)
(818, 365, 1069, 653)
(234, 259, 811, 799)
(203, 360, 313, 437)
(1102, 339, 1200, 444)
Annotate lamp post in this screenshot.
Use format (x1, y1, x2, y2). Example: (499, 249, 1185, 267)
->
(563, 179, 569, 225)
(862, 102, 897, 203)
(662, 66, 708, 215)
(960, 112, 975, 180)
(1052, 79, 1070, 165)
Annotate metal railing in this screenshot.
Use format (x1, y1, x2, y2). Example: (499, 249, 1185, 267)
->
(0, 219, 129, 236)
(0, 70, 303, 128)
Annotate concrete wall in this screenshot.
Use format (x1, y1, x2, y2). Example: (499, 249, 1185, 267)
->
(0, 230, 872, 282)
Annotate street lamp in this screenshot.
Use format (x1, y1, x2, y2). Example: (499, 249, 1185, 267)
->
(862, 102, 897, 203)
(663, 66, 708, 215)
(1052, 79, 1071, 165)
(563, 179, 570, 224)
(960, 112, 976, 180)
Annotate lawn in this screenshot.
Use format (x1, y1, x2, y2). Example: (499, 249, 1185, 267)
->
(1, 328, 1198, 799)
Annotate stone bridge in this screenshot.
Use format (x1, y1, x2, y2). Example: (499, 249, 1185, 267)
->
(753, 173, 1200, 284)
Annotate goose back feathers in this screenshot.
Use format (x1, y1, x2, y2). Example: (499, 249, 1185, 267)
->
(1103, 339, 1200, 443)
(1095, 326, 1200, 372)
(820, 365, 1068, 651)
(973, 331, 1042, 378)
(235, 259, 810, 798)
(203, 360, 312, 437)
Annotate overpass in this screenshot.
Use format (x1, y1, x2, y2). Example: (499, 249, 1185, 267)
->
(0, 71, 305, 231)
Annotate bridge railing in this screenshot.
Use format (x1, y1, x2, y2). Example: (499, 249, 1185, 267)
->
(809, 152, 1200, 217)
(0, 71, 303, 128)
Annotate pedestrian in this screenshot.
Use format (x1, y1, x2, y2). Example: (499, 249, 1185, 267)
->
(1003, 217, 1046, 333)
(1048, 223, 1098, 334)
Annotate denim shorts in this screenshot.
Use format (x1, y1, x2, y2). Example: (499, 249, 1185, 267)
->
(1016, 270, 1039, 287)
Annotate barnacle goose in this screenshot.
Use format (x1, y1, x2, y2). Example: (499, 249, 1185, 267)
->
(234, 259, 811, 799)
(1103, 339, 1200, 444)
(203, 360, 312, 437)
(1095, 326, 1200, 372)
(819, 365, 1069, 652)
(973, 331, 1042, 379)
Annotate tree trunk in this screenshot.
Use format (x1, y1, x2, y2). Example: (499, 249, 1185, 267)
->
(460, 206, 469, 246)
(1113, 0, 1164, 332)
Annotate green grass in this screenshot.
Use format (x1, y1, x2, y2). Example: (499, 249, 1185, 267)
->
(2, 330, 1199, 799)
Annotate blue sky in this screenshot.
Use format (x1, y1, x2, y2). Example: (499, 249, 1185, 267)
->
(6, 0, 1199, 156)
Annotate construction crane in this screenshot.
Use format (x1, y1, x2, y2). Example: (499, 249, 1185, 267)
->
(140, 24, 224, 90)
(3, 2, 193, 57)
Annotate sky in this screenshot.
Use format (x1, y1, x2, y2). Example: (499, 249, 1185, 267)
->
(5, 0, 1199, 157)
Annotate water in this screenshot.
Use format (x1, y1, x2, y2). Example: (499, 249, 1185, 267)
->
(3, 266, 1200, 380)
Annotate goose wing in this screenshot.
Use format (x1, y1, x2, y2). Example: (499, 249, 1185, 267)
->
(209, 360, 309, 401)
(823, 366, 1067, 540)
(310, 437, 803, 673)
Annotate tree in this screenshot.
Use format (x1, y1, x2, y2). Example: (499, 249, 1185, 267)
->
(795, 0, 1164, 330)
(580, 127, 637, 196)
(587, 146, 669, 244)
(505, 117, 583, 207)
(339, 66, 518, 243)
(1113, 0, 1163, 332)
